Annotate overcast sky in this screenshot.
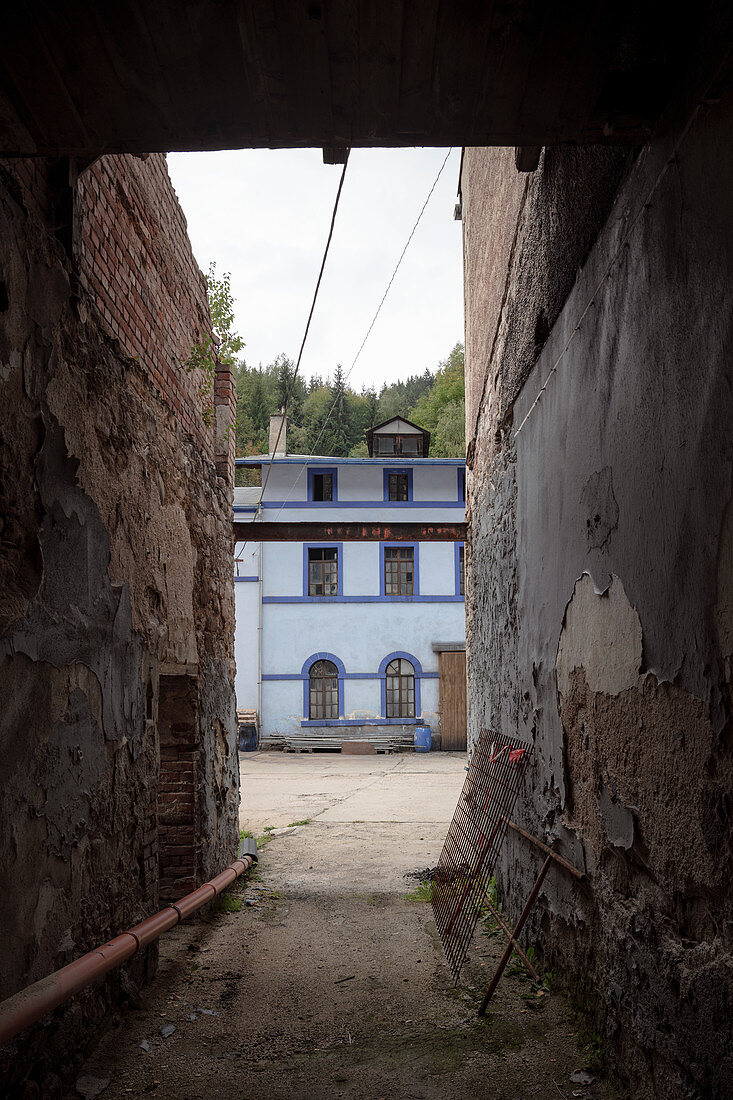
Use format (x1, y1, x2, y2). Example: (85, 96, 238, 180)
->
(167, 147, 463, 392)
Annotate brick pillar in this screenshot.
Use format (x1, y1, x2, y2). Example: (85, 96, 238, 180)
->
(157, 675, 198, 901)
(141, 798, 159, 907)
(214, 363, 236, 484)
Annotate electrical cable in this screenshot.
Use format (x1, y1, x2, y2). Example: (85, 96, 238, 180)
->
(267, 147, 454, 522)
(255, 158, 349, 511)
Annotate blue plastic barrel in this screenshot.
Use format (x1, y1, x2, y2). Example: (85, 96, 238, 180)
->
(414, 725, 431, 753)
(238, 725, 258, 752)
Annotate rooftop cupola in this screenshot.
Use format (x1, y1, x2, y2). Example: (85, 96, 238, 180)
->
(365, 416, 430, 458)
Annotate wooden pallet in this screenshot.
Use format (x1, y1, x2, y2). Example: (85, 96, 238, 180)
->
(262, 731, 413, 754)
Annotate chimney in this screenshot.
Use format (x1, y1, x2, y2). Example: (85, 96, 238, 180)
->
(269, 408, 287, 455)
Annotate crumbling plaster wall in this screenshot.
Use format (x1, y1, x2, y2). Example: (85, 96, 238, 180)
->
(462, 55, 733, 1100)
(0, 153, 238, 1088)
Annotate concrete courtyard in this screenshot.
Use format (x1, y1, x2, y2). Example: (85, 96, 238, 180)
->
(238, 750, 467, 892)
(69, 750, 610, 1099)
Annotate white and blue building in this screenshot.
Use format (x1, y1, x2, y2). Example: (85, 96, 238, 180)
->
(233, 415, 466, 750)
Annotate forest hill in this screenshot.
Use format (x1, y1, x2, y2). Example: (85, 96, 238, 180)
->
(234, 343, 464, 474)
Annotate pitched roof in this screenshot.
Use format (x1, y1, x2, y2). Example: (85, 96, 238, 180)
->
(365, 416, 430, 457)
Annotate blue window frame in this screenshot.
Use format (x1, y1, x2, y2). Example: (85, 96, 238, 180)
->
(300, 653, 345, 719)
(379, 651, 423, 718)
(383, 467, 413, 502)
(454, 542, 465, 596)
(457, 467, 465, 502)
(307, 466, 338, 502)
(380, 542, 419, 598)
(302, 543, 343, 598)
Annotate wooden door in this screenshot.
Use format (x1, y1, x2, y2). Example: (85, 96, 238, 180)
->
(438, 650, 467, 750)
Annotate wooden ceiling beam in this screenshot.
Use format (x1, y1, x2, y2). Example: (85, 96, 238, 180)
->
(0, 1, 695, 156)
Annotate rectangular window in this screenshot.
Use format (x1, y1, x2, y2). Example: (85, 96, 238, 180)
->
(388, 472, 410, 501)
(312, 472, 333, 501)
(384, 547, 414, 595)
(374, 435, 423, 455)
(459, 545, 465, 596)
(308, 547, 338, 596)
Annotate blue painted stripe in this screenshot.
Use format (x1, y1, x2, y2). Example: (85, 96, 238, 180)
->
(234, 499, 465, 511)
(299, 718, 423, 727)
(234, 575, 259, 583)
(454, 541, 465, 597)
(236, 456, 465, 467)
(259, 598, 460, 607)
(262, 672, 439, 681)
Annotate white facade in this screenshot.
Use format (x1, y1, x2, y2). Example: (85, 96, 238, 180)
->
(233, 446, 465, 747)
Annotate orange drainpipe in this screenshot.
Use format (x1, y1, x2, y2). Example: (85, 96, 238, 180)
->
(0, 841, 258, 1046)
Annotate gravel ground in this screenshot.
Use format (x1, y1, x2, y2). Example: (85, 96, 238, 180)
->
(67, 752, 613, 1100)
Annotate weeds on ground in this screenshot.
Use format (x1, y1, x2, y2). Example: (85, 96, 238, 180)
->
(404, 879, 434, 903)
(212, 890, 244, 914)
(581, 1031, 605, 1073)
(480, 876, 505, 940)
(508, 944, 536, 977)
(479, 877, 551, 1002)
(212, 854, 258, 914)
(241, 821, 305, 850)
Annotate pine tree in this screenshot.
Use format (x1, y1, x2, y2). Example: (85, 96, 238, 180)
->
(232, 344, 464, 459)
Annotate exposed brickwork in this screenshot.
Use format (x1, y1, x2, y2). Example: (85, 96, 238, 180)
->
(140, 795, 159, 909)
(76, 154, 214, 453)
(157, 676, 198, 900)
(214, 364, 237, 480)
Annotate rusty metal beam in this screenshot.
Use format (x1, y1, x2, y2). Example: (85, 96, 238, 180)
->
(233, 521, 467, 542)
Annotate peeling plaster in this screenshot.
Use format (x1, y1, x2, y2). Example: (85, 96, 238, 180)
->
(556, 573, 642, 698)
(0, 421, 145, 748)
(0, 155, 239, 1091)
(463, 68, 733, 1098)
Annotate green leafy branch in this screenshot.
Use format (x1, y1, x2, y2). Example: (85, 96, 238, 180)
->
(185, 263, 245, 427)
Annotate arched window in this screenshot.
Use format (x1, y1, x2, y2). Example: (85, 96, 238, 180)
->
(309, 659, 339, 720)
(385, 658, 415, 718)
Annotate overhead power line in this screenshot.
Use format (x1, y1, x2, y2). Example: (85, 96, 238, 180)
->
(268, 147, 454, 521)
(256, 158, 349, 511)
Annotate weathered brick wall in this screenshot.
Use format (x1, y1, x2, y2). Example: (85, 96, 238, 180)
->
(76, 154, 213, 450)
(214, 364, 237, 480)
(0, 152, 239, 1094)
(158, 675, 199, 899)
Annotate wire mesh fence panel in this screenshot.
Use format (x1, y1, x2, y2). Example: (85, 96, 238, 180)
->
(431, 729, 533, 983)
